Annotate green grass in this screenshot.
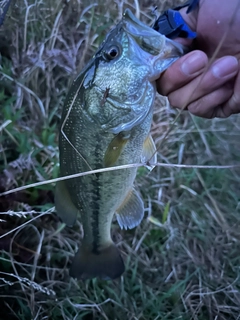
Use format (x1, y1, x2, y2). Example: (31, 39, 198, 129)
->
(0, 0, 240, 319)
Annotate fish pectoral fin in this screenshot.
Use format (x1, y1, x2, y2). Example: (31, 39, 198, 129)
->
(55, 180, 79, 226)
(116, 188, 144, 230)
(70, 243, 124, 280)
(141, 134, 157, 170)
(104, 132, 130, 167)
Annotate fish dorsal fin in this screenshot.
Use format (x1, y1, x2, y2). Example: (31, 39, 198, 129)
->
(141, 134, 157, 170)
(104, 132, 130, 167)
(116, 188, 144, 230)
(55, 180, 79, 226)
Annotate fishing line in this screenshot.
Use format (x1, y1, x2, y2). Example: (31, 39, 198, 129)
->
(61, 74, 93, 172)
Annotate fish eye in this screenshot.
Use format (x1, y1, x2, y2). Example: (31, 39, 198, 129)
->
(104, 45, 121, 60)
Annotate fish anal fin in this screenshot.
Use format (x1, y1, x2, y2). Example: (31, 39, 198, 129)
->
(141, 134, 157, 170)
(116, 188, 144, 230)
(55, 180, 79, 226)
(70, 243, 124, 280)
(104, 132, 130, 167)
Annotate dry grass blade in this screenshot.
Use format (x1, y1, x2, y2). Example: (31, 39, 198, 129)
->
(0, 71, 46, 117)
(0, 162, 239, 197)
(0, 209, 54, 239)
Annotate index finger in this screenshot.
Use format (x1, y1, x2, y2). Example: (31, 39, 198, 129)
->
(157, 50, 208, 95)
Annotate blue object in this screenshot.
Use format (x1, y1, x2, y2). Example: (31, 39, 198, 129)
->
(153, 0, 199, 39)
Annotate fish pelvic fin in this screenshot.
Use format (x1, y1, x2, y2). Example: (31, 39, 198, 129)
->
(116, 188, 144, 230)
(141, 134, 157, 170)
(104, 132, 130, 167)
(55, 180, 79, 226)
(70, 243, 125, 280)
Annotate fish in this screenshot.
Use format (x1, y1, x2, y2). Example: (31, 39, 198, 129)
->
(55, 9, 185, 280)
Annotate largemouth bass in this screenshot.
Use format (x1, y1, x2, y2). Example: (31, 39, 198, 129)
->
(55, 9, 185, 280)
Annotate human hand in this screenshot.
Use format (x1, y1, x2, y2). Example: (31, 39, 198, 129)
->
(157, 0, 240, 118)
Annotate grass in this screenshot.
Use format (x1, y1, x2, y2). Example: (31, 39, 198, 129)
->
(0, 0, 240, 319)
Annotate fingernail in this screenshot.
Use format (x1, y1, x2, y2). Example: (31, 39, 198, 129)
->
(181, 51, 207, 75)
(212, 56, 238, 78)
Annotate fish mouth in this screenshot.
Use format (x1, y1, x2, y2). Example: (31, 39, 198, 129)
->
(122, 9, 186, 72)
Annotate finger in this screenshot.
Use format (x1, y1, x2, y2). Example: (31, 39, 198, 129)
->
(167, 56, 238, 108)
(214, 65, 240, 117)
(157, 50, 208, 95)
(187, 86, 233, 118)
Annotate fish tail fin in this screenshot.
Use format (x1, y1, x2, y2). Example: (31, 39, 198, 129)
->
(69, 243, 125, 280)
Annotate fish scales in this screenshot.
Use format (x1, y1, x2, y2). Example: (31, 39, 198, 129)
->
(61, 101, 152, 247)
(55, 9, 185, 280)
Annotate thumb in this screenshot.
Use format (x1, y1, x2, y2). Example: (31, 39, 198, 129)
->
(179, 6, 198, 32)
(170, 7, 198, 47)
